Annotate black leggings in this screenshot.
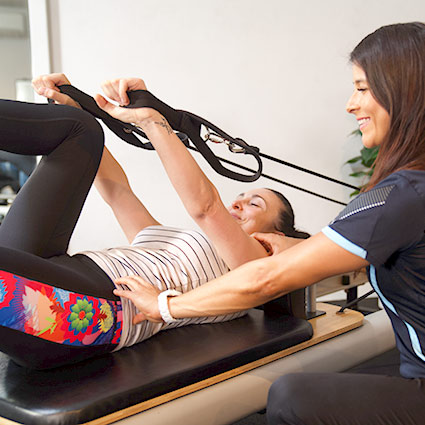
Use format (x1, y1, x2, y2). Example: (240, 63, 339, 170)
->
(266, 357, 425, 425)
(0, 100, 121, 369)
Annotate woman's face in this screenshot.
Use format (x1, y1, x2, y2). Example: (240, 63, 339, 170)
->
(346, 64, 390, 148)
(227, 188, 283, 235)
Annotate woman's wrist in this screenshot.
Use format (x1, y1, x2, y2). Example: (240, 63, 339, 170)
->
(134, 110, 168, 131)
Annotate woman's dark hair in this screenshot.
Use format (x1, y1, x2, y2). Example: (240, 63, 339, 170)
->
(350, 22, 425, 189)
(268, 189, 310, 239)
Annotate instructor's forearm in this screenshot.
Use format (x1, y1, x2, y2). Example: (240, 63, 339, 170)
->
(166, 232, 370, 319)
(168, 255, 291, 318)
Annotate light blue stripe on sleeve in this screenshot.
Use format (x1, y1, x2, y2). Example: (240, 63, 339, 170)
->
(321, 226, 367, 259)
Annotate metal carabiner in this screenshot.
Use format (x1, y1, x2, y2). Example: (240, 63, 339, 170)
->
(203, 130, 225, 144)
(203, 129, 247, 153)
(226, 142, 246, 154)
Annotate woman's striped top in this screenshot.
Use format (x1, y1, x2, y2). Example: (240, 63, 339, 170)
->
(81, 225, 246, 350)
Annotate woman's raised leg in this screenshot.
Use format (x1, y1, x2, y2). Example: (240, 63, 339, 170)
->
(0, 100, 123, 368)
(0, 100, 104, 257)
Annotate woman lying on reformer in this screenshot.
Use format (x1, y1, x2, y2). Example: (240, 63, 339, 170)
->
(114, 22, 425, 425)
(0, 73, 307, 369)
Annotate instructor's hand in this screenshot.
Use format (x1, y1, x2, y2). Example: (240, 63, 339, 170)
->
(114, 275, 163, 325)
(32, 73, 81, 108)
(251, 232, 303, 255)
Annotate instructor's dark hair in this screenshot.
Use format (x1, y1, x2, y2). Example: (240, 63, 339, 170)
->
(350, 22, 425, 190)
(268, 189, 310, 239)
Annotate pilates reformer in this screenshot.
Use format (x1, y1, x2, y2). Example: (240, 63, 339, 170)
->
(53, 85, 370, 314)
(0, 88, 395, 425)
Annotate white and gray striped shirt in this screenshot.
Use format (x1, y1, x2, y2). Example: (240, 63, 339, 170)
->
(81, 226, 246, 350)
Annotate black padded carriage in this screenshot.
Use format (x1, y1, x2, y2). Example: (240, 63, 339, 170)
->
(0, 302, 313, 425)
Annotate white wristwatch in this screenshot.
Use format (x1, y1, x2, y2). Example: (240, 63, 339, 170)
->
(157, 290, 183, 324)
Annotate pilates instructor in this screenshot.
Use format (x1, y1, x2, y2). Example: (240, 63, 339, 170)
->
(113, 22, 425, 424)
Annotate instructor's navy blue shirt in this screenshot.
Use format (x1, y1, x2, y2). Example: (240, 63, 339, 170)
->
(322, 170, 425, 378)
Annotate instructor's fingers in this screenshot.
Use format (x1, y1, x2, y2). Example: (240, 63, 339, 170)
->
(115, 275, 154, 291)
(133, 313, 147, 325)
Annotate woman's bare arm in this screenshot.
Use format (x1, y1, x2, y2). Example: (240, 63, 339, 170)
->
(95, 79, 268, 268)
(94, 147, 160, 242)
(32, 74, 160, 242)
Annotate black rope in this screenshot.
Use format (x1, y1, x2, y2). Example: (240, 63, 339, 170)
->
(337, 289, 375, 313)
(55, 84, 358, 203)
(188, 147, 348, 206)
(259, 152, 360, 191)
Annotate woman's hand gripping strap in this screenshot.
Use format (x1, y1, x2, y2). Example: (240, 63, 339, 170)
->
(55, 84, 262, 182)
(125, 90, 263, 182)
(55, 85, 156, 150)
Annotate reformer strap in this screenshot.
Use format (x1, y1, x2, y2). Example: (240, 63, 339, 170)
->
(124, 90, 359, 192)
(53, 84, 359, 203)
(125, 90, 263, 182)
(196, 152, 350, 206)
(55, 85, 263, 182)
(337, 289, 375, 313)
(50, 85, 157, 150)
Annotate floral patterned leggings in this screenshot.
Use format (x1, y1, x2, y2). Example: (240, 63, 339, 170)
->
(0, 100, 122, 369)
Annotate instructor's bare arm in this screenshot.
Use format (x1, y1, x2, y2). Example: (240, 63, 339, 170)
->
(114, 232, 369, 323)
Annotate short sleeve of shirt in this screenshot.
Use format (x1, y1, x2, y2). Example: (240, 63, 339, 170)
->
(322, 171, 425, 266)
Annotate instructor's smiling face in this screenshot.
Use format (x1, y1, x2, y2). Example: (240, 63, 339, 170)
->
(346, 64, 390, 148)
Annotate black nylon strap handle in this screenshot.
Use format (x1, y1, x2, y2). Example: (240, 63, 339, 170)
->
(56, 85, 262, 182)
(125, 90, 263, 182)
(54, 85, 156, 150)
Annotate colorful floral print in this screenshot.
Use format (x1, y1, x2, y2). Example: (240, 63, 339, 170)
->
(99, 302, 114, 333)
(69, 298, 94, 332)
(0, 276, 14, 310)
(0, 270, 122, 347)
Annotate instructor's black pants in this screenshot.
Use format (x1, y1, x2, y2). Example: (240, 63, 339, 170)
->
(267, 349, 425, 425)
